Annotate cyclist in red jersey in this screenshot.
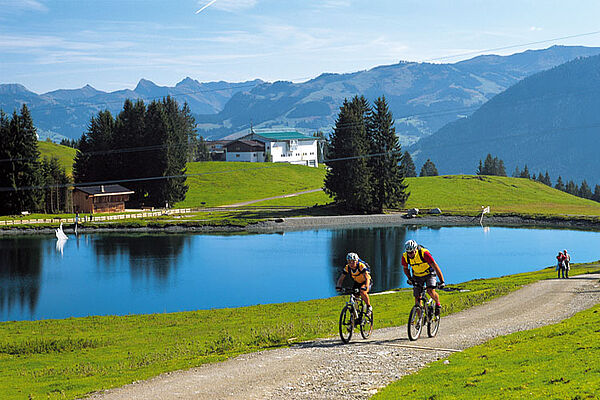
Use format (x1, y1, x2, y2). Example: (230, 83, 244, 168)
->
(402, 240, 445, 315)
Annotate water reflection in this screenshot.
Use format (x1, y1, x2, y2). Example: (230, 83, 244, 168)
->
(0, 237, 42, 318)
(330, 227, 408, 291)
(91, 234, 190, 281)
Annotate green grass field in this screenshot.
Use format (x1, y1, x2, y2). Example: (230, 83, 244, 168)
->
(1, 263, 598, 400)
(251, 174, 600, 216)
(174, 161, 326, 208)
(373, 300, 600, 400)
(38, 141, 77, 176)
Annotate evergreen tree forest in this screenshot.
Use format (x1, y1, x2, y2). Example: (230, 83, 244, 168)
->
(73, 97, 193, 208)
(0, 106, 41, 214)
(477, 154, 507, 176)
(0, 106, 74, 215)
(324, 95, 409, 213)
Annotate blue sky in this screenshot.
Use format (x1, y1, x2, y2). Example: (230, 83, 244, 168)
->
(2, 0, 600, 93)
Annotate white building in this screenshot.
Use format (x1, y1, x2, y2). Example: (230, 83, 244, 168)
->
(235, 130, 319, 167)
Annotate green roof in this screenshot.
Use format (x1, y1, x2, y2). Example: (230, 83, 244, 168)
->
(252, 131, 312, 140)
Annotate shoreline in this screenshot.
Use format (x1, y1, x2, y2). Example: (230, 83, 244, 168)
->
(1, 214, 599, 236)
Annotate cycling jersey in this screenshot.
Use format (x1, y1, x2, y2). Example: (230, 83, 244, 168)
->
(343, 261, 371, 284)
(402, 247, 435, 277)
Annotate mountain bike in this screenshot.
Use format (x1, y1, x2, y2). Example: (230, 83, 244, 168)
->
(407, 280, 441, 341)
(337, 287, 373, 344)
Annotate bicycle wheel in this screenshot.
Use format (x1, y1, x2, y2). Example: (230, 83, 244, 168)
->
(339, 305, 354, 343)
(407, 306, 423, 341)
(360, 310, 373, 339)
(427, 311, 440, 337)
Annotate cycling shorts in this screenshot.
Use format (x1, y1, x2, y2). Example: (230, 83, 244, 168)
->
(412, 275, 437, 298)
(353, 280, 373, 292)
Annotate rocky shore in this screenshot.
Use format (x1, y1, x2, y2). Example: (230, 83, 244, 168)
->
(2, 213, 600, 236)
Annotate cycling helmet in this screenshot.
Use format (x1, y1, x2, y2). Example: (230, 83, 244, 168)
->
(346, 252, 359, 262)
(404, 240, 418, 252)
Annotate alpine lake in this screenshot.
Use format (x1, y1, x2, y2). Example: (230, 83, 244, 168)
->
(1, 224, 599, 322)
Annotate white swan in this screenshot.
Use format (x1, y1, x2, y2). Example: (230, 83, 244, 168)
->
(55, 222, 68, 241)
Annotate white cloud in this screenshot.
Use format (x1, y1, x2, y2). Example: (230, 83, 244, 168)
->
(529, 26, 543, 31)
(196, 0, 257, 13)
(0, 0, 47, 15)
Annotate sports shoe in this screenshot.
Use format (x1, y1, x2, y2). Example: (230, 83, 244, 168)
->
(435, 304, 441, 316)
(366, 305, 373, 317)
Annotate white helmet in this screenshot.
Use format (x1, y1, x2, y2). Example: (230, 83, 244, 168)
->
(404, 240, 418, 252)
(346, 252, 359, 261)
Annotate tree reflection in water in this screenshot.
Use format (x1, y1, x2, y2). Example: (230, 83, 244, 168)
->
(0, 237, 43, 319)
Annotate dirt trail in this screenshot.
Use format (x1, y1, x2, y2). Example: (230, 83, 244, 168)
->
(83, 274, 600, 400)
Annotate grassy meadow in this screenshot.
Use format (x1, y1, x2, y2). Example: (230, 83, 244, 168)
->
(0, 262, 597, 400)
(174, 161, 327, 208)
(373, 301, 600, 400)
(38, 141, 77, 176)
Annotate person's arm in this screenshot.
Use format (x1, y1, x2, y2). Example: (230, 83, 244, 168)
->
(336, 268, 347, 289)
(401, 256, 412, 280)
(363, 272, 371, 292)
(423, 251, 444, 284)
(430, 260, 444, 283)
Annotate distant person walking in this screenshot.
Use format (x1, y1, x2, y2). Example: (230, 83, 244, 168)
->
(563, 250, 571, 278)
(556, 251, 566, 279)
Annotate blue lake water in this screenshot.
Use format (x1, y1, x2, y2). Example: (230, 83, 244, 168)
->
(1, 225, 599, 322)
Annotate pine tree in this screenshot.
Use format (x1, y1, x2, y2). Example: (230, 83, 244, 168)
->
(476, 160, 484, 175)
(593, 185, 600, 202)
(1, 105, 43, 214)
(578, 180, 593, 199)
(73, 110, 115, 183)
(401, 151, 417, 177)
(197, 136, 211, 161)
(324, 96, 373, 213)
(481, 154, 494, 175)
(537, 172, 544, 182)
(520, 165, 530, 179)
(113, 99, 147, 204)
(565, 180, 578, 195)
(41, 156, 70, 213)
(512, 165, 521, 178)
(367, 96, 409, 212)
(497, 159, 507, 176)
(420, 159, 438, 177)
(555, 176, 565, 191)
(543, 171, 552, 186)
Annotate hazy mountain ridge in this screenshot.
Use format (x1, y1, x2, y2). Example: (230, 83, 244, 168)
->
(0, 78, 264, 140)
(408, 54, 600, 185)
(193, 45, 600, 141)
(1, 45, 600, 142)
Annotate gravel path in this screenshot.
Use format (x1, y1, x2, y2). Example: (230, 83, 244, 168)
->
(83, 273, 600, 400)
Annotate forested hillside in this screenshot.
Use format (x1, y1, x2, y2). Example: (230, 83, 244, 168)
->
(409, 54, 600, 186)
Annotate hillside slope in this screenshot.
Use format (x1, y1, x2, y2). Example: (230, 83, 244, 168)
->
(37, 141, 77, 176)
(409, 54, 600, 185)
(253, 175, 600, 216)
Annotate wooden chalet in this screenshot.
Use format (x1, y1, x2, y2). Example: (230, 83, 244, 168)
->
(73, 184, 134, 214)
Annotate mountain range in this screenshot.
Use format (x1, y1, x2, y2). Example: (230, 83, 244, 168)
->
(409, 54, 600, 186)
(2, 45, 600, 142)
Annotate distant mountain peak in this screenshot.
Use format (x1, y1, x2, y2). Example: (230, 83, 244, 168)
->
(134, 79, 159, 91)
(0, 83, 31, 95)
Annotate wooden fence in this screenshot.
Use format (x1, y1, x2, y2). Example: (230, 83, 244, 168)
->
(0, 208, 195, 226)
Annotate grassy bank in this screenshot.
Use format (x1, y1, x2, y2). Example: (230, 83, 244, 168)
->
(1, 262, 598, 400)
(373, 296, 600, 399)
